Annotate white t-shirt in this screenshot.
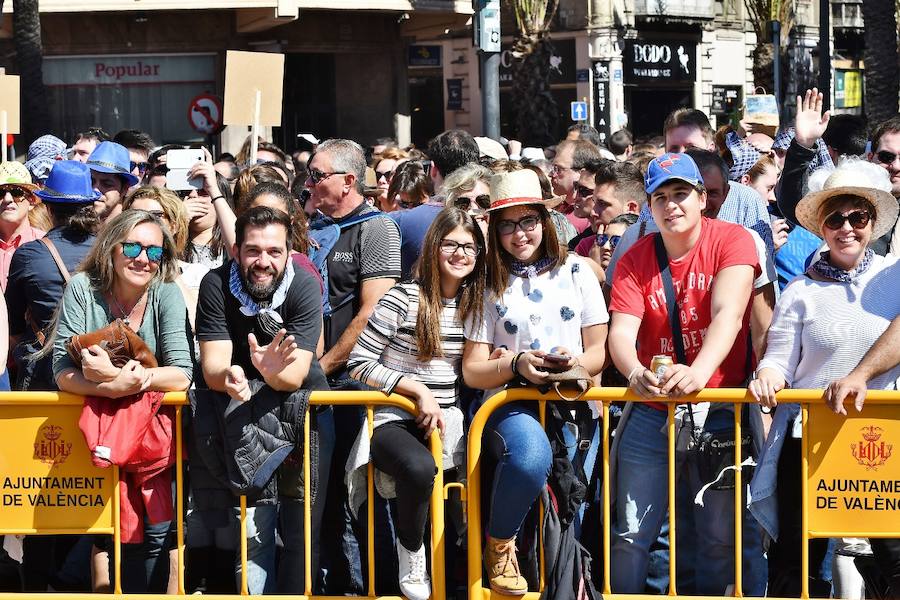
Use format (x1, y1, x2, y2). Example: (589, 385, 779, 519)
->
(466, 254, 609, 354)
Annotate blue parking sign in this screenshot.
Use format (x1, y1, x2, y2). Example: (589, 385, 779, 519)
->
(570, 101, 588, 122)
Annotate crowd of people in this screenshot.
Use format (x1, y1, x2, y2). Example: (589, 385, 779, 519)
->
(0, 87, 899, 600)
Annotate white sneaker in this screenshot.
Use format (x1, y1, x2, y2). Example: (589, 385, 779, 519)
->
(397, 542, 431, 600)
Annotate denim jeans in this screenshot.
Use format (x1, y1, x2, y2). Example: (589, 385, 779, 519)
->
(483, 403, 553, 539)
(120, 518, 173, 593)
(232, 407, 336, 595)
(611, 403, 766, 595)
(232, 504, 277, 594)
(279, 406, 335, 594)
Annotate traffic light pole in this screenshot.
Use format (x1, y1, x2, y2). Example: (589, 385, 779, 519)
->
(474, 0, 500, 140)
(481, 51, 500, 140)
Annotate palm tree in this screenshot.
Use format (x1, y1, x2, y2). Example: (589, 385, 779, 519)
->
(743, 0, 794, 97)
(509, 0, 560, 146)
(1, 0, 51, 148)
(862, 0, 899, 126)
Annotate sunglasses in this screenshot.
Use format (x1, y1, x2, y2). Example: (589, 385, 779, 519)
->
(307, 169, 346, 185)
(375, 169, 394, 181)
(822, 209, 871, 231)
(497, 215, 540, 236)
(130, 161, 150, 174)
(876, 150, 900, 165)
(121, 241, 165, 263)
(0, 187, 28, 200)
(439, 239, 480, 257)
(453, 194, 491, 211)
(574, 183, 594, 198)
(596, 233, 622, 249)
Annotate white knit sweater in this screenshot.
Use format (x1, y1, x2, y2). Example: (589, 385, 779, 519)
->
(758, 253, 900, 390)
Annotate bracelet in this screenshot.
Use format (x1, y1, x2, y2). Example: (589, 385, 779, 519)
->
(511, 352, 524, 377)
(210, 195, 225, 203)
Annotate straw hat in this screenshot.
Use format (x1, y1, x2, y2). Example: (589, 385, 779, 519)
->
(795, 162, 898, 239)
(0, 161, 39, 191)
(487, 169, 546, 212)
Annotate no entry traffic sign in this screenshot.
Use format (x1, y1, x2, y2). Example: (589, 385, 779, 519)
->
(188, 93, 224, 135)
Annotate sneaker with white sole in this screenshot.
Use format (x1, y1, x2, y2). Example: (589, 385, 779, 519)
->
(397, 542, 431, 600)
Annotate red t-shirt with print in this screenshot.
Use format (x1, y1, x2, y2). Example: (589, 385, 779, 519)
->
(609, 218, 759, 407)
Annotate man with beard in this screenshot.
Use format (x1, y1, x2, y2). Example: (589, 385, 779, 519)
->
(195, 206, 329, 594)
(86, 141, 138, 222)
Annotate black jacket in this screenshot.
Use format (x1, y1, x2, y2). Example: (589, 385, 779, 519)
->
(189, 382, 311, 512)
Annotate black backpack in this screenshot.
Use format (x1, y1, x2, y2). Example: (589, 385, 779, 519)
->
(519, 401, 602, 600)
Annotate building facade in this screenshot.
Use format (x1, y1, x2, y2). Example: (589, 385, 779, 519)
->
(0, 0, 471, 152)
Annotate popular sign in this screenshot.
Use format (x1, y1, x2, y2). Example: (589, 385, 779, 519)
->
(807, 404, 900, 535)
(0, 405, 114, 533)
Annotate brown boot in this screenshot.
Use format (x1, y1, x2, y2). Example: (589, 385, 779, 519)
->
(484, 536, 527, 595)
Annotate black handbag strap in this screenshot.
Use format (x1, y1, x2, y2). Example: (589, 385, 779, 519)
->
(653, 233, 686, 364)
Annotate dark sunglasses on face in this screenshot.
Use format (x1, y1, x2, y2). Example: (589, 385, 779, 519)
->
(130, 161, 150, 174)
(876, 150, 900, 165)
(306, 169, 346, 185)
(121, 241, 165, 263)
(596, 233, 622, 249)
(375, 169, 394, 181)
(497, 215, 540, 236)
(453, 194, 492, 211)
(0, 187, 28, 200)
(822, 209, 871, 231)
(439, 239, 480, 257)
(574, 183, 594, 198)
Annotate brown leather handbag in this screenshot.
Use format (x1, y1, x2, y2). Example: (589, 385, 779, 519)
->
(66, 319, 158, 369)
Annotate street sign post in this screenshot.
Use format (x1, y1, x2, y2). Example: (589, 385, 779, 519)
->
(188, 93, 224, 135)
(571, 101, 588, 122)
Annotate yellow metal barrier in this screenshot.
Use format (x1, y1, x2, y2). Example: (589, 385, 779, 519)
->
(465, 387, 900, 600)
(3, 388, 900, 600)
(0, 391, 446, 600)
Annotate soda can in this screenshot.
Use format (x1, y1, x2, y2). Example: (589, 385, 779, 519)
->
(650, 354, 673, 382)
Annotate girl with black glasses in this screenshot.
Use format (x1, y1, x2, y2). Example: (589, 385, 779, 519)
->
(347, 207, 486, 600)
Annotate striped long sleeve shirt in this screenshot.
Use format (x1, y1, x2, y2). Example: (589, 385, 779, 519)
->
(347, 281, 464, 408)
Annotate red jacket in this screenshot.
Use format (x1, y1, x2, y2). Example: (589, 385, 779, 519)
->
(79, 391, 175, 544)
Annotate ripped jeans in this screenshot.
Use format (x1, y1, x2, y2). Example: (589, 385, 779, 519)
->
(610, 403, 766, 595)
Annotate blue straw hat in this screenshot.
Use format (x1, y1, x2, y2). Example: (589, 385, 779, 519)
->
(86, 141, 139, 187)
(34, 161, 101, 204)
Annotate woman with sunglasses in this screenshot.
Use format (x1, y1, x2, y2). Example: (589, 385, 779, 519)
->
(123, 186, 201, 303)
(462, 170, 608, 595)
(347, 207, 485, 600)
(748, 161, 900, 597)
(0, 161, 45, 292)
(373, 147, 409, 209)
(384, 160, 431, 212)
(48, 209, 192, 594)
(51, 208, 192, 399)
(442, 162, 492, 236)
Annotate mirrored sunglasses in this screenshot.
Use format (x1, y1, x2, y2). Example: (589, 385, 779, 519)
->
(121, 241, 165, 263)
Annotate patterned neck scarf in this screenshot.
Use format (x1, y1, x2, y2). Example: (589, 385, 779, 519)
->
(510, 256, 555, 279)
(810, 248, 874, 283)
(228, 261, 295, 338)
